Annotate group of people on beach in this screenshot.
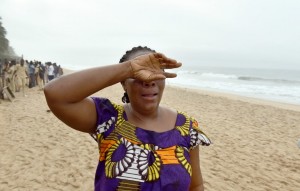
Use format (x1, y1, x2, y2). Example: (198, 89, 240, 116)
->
(0, 58, 63, 98)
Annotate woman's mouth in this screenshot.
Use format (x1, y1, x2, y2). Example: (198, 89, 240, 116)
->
(141, 93, 158, 100)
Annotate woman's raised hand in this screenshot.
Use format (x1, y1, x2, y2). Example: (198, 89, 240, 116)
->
(129, 53, 182, 82)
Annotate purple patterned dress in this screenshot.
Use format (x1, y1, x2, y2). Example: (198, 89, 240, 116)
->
(91, 98, 211, 191)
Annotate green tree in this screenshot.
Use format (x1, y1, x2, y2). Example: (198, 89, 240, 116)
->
(0, 17, 16, 58)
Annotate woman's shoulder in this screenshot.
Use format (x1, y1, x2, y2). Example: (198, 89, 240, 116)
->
(92, 97, 115, 107)
(91, 97, 123, 114)
(161, 106, 194, 122)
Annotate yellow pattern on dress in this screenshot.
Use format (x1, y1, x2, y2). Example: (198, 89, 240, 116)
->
(175, 111, 190, 136)
(139, 144, 162, 181)
(175, 146, 192, 176)
(112, 103, 125, 127)
(102, 103, 194, 182)
(117, 179, 141, 191)
(105, 139, 121, 178)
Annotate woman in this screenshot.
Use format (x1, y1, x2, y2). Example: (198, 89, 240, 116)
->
(44, 46, 211, 191)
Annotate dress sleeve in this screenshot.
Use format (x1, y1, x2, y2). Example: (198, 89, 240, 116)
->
(189, 117, 211, 150)
(90, 97, 118, 142)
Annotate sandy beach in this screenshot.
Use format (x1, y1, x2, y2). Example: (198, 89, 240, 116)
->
(1, 71, 300, 190)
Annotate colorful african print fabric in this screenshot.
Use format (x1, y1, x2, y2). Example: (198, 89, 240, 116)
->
(91, 98, 211, 191)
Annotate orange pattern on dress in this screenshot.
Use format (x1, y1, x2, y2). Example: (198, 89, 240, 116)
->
(99, 139, 116, 161)
(192, 119, 198, 129)
(156, 146, 179, 164)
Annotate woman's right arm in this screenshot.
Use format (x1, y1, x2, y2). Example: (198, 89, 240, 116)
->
(44, 61, 133, 133)
(44, 53, 181, 133)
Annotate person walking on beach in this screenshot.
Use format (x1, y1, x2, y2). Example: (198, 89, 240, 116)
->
(44, 46, 211, 191)
(28, 61, 35, 88)
(3, 60, 10, 87)
(47, 62, 55, 81)
(36, 62, 44, 90)
(44, 63, 49, 84)
(15, 59, 28, 96)
(53, 63, 58, 78)
(7, 61, 16, 92)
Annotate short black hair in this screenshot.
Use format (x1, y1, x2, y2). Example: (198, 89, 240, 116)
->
(119, 46, 156, 63)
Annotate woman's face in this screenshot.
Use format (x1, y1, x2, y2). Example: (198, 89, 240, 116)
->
(122, 50, 165, 112)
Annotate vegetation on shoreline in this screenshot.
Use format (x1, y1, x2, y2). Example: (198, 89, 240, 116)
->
(0, 17, 17, 59)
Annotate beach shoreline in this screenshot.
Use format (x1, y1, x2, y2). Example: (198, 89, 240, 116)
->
(65, 68, 300, 112)
(1, 70, 300, 190)
(167, 85, 300, 112)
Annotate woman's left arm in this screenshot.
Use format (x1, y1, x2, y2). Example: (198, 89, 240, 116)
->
(189, 146, 205, 191)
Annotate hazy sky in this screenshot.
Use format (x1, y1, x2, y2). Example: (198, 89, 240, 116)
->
(1, 0, 300, 70)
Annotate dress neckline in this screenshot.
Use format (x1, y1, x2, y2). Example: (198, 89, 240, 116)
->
(121, 106, 179, 134)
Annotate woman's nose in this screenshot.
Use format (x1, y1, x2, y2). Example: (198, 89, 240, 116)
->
(142, 81, 156, 87)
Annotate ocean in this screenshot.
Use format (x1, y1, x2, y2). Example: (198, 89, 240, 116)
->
(65, 62, 300, 105)
(166, 66, 300, 105)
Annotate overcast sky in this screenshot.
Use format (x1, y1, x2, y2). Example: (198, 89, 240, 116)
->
(1, 0, 300, 70)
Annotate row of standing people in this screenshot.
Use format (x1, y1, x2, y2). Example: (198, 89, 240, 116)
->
(0, 58, 63, 98)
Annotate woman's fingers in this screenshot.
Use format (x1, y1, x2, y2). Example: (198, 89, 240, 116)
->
(160, 62, 182, 69)
(153, 53, 164, 60)
(154, 52, 182, 69)
(147, 73, 166, 81)
(133, 52, 181, 81)
(163, 72, 177, 78)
